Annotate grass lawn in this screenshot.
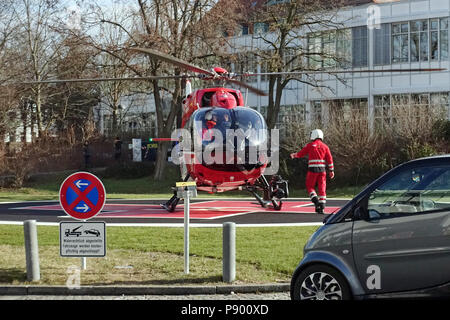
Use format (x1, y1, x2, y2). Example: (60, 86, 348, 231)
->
(0, 167, 360, 286)
(0, 167, 364, 202)
(0, 224, 318, 286)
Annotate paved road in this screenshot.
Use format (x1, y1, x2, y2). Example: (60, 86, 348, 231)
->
(0, 198, 348, 225)
(0, 292, 290, 300)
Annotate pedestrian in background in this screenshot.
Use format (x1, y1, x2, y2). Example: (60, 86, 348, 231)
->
(290, 129, 334, 214)
(83, 141, 91, 170)
(114, 137, 122, 161)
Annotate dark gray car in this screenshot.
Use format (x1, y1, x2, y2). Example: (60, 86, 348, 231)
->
(290, 155, 450, 300)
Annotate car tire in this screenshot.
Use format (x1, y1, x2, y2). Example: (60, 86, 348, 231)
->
(292, 264, 352, 300)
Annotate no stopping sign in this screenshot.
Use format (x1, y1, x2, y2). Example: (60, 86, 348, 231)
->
(59, 172, 106, 220)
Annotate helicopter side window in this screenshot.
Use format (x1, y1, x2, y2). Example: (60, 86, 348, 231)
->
(201, 92, 215, 108)
(229, 92, 241, 106)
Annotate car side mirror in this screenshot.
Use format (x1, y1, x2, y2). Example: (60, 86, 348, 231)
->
(354, 206, 370, 221)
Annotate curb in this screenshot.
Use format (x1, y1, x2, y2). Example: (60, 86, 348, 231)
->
(0, 283, 290, 296)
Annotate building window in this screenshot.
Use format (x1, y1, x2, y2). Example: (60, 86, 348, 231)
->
(381, 18, 450, 65)
(337, 29, 353, 69)
(322, 99, 368, 127)
(307, 27, 367, 69)
(410, 20, 428, 62)
(322, 31, 337, 68)
(276, 104, 306, 138)
(308, 32, 323, 70)
(431, 19, 439, 60)
(283, 47, 300, 72)
(311, 101, 322, 125)
(277, 104, 306, 124)
(242, 24, 249, 35)
(374, 95, 391, 130)
(374, 92, 449, 131)
(374, 24, 391, 65)
(235, 52, 257, 82)
(392, 22, 409, 63)
(352, 27, 368, 68)
(254, 22, 269, 35)
(431, 92, 450, 117)
(440, 18, 449, 60)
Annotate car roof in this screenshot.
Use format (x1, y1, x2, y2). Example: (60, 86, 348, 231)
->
(326, 153, 450, 224)
(415, 154, 450, 161)
(403, 154, 450, 167)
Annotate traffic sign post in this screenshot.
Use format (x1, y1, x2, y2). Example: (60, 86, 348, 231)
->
(176, 181, 197, 274)
(59, 172, 107, 270)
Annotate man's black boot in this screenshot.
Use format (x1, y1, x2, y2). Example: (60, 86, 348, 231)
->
(317, 203, 325, 215)
(311, 196, 320, 213)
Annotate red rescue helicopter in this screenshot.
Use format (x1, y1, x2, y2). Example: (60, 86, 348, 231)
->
(131, 48, 289, 212)
(26, 47, 445, 212)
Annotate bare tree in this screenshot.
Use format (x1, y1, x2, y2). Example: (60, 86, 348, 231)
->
(85, 0, 241, 180)
(235, 0, 348, 129)
(0, 1, 27, 149)
(13, 0, 68, 137)
(90, 4, 150, 136)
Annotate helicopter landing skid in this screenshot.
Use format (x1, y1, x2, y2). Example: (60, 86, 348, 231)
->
(247, 175, 289, 211)
(245, 185, 270, 208)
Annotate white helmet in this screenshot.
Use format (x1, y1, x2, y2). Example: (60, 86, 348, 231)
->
(310, 129, 324, 141)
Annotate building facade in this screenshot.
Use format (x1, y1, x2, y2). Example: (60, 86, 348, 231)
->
(229, 0, 450, 133)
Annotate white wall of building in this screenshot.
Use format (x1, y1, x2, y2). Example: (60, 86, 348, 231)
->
(230, 0, 450, 127)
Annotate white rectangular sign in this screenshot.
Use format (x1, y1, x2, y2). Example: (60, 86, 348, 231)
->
(132, 138, 142, 162)
(60, 222, 106, 257)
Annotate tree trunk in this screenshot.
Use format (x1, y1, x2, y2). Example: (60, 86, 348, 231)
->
(112, 107, 118, 135)
(154, 141, 169, 180)
(266, 76, 284, 130)
(36, 86, 44, 137)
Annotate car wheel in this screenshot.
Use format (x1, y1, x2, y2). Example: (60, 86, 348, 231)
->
(292, 264, 352, 300)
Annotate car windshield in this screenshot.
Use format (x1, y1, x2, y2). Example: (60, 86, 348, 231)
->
(193, 107, 267, 146)
(368, 165, 450, 217)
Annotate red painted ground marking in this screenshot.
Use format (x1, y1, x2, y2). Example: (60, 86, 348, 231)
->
(16, 201, 340, 219)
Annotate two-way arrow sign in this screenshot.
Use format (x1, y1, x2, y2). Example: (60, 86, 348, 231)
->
(60, 172, 106, 220)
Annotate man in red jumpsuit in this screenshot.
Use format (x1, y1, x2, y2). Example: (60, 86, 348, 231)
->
(290, 129, 334, 214)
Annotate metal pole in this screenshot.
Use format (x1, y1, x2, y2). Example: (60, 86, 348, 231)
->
(184, 189, 190, 274)
(81, 220, 86, 270)
(223, 222, 236, 283)
(24, 220, 40, 282)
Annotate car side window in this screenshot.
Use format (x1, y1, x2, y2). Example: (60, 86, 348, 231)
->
(367, 165, 450, 219)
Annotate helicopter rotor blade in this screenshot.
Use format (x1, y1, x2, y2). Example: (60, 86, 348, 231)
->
(237, 68, 446, 77)
(131, 48, 216, 77)
(20, 75, 190, 85)
(224, 77, 267, 96)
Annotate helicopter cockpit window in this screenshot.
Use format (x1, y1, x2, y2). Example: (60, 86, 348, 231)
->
(192, 107, 267, 147)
